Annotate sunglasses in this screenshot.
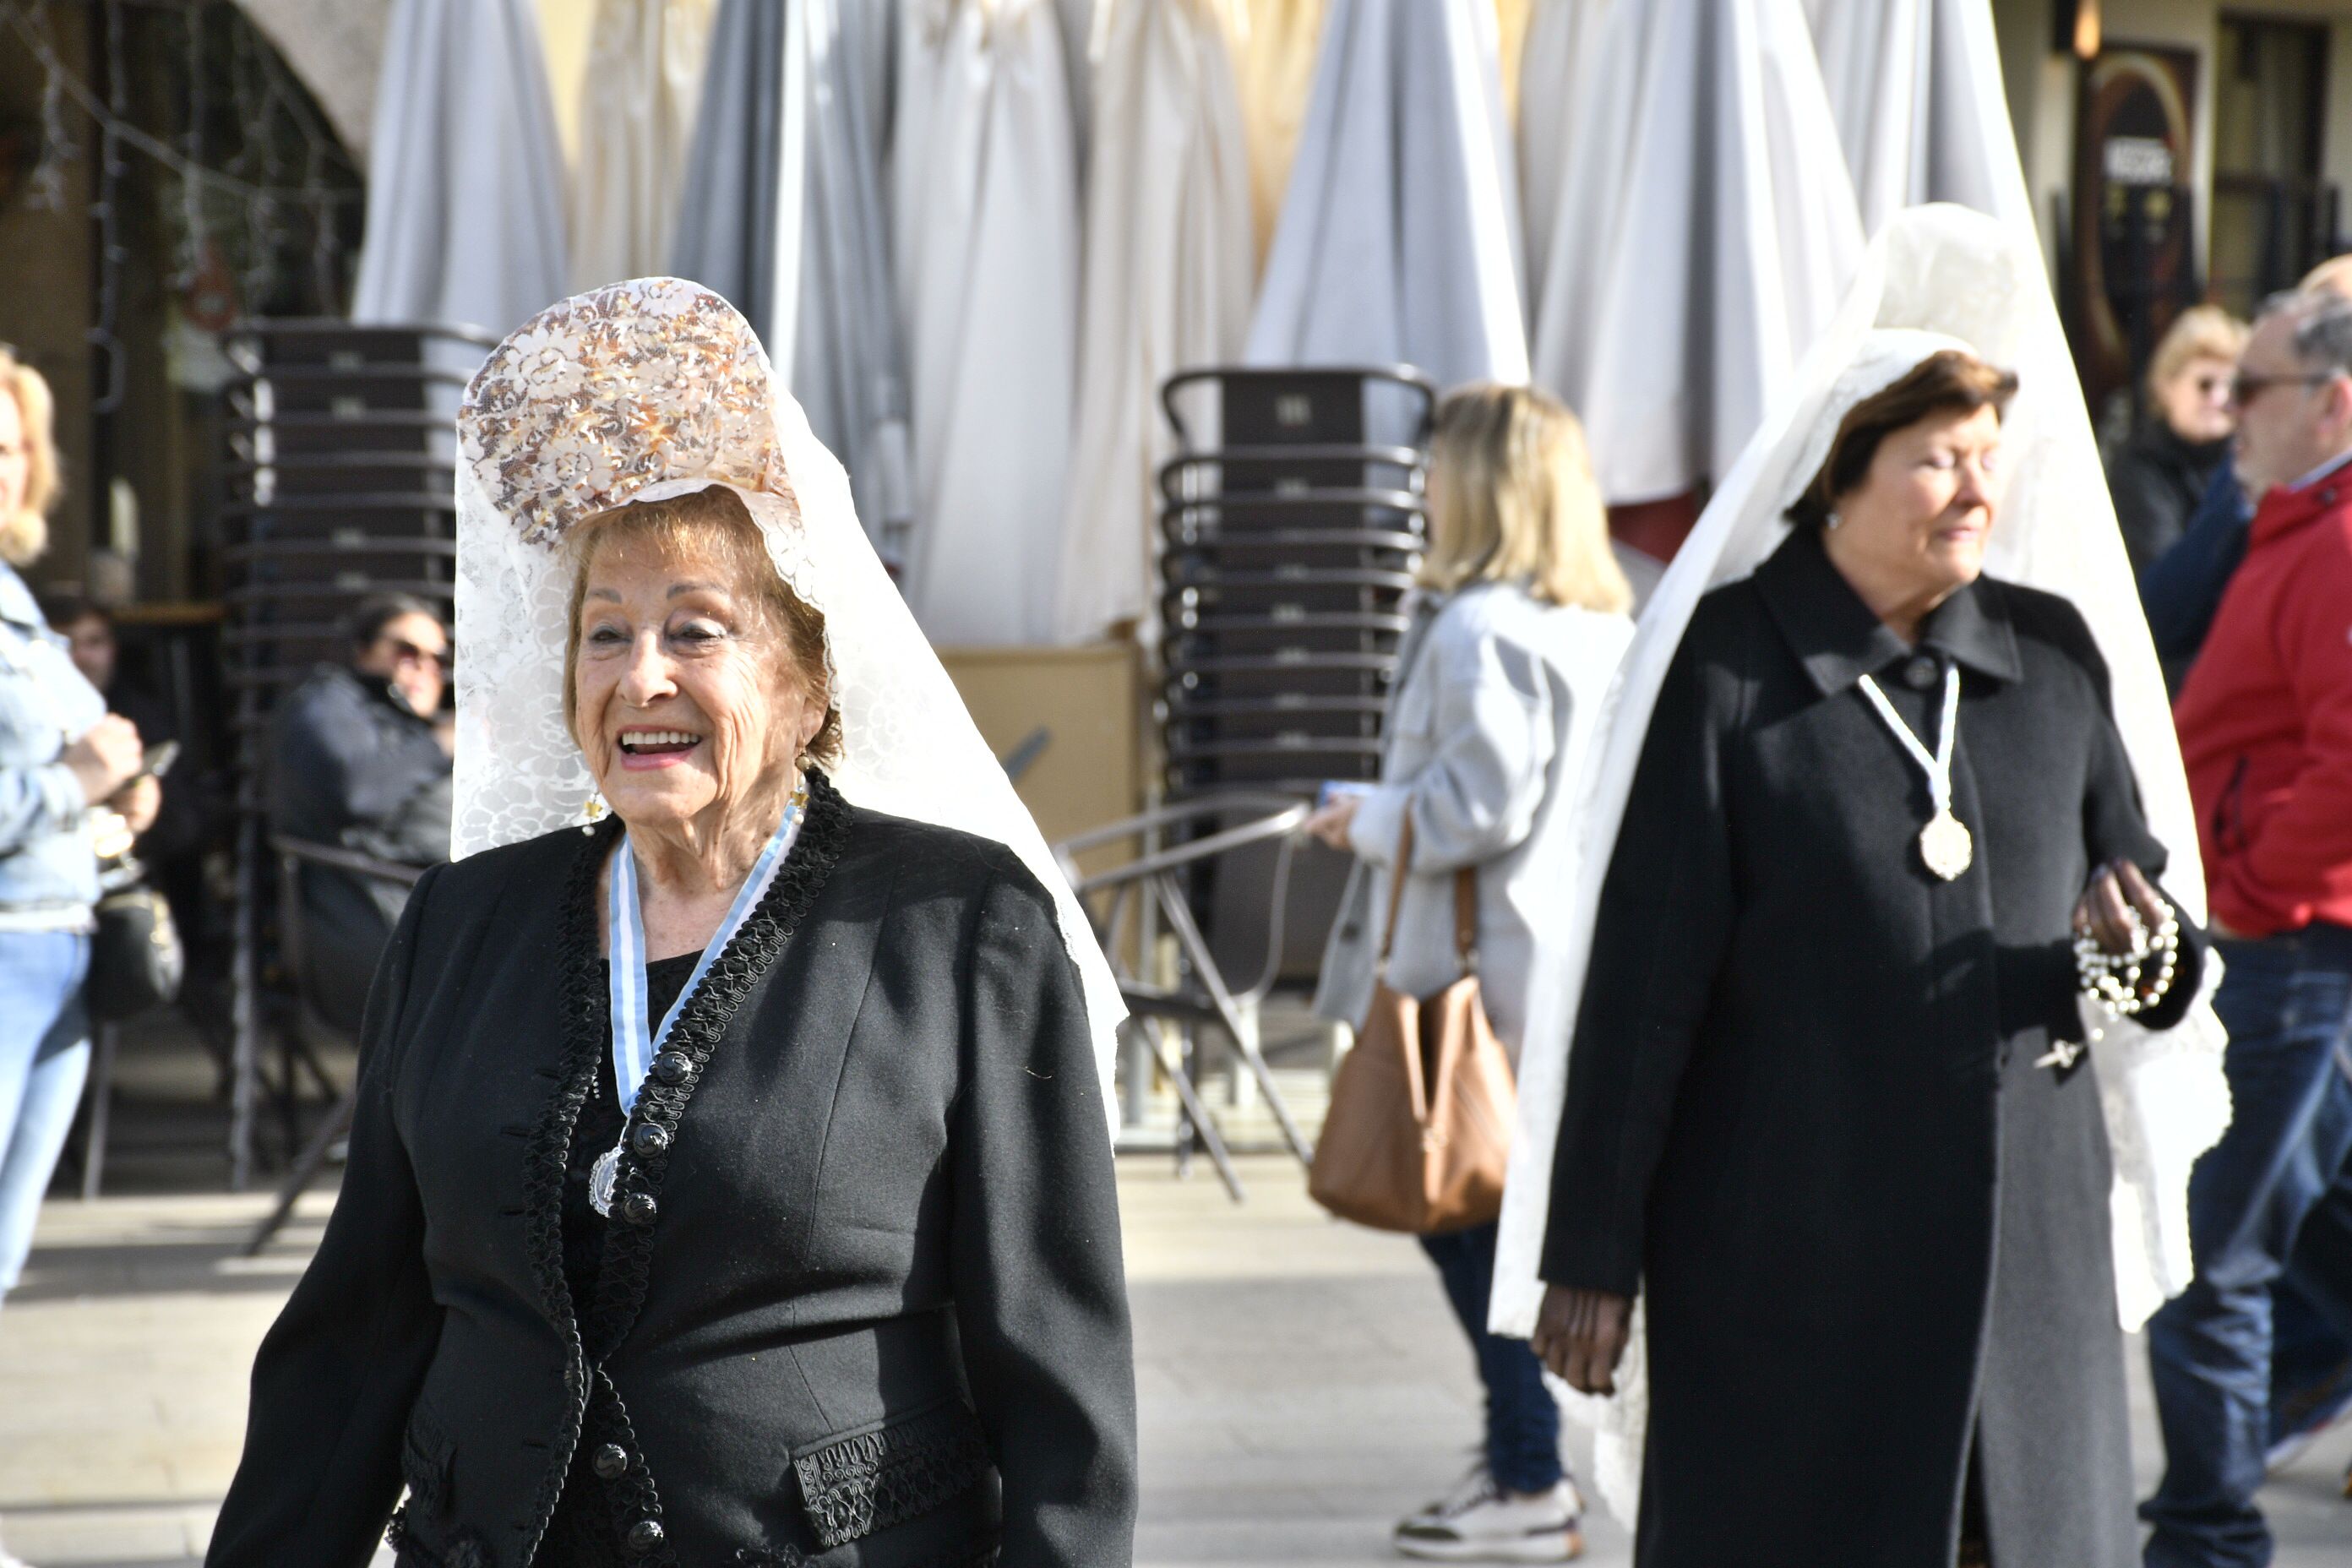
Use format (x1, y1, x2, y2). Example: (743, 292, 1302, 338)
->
(385, 637, 451, 670)
(2231, 371, 2339, 408)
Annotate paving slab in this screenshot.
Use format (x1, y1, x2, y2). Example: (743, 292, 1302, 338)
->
(0, 1155, 2345, 1566)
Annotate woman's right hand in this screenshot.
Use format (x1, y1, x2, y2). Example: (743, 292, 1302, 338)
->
(63, 713, 143, 805)
(1300, 794, 1361, 850)
(1531, 1283, 1633, 1394)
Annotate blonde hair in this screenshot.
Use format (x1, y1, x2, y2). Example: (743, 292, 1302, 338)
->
(2146, 305, 2249, 405)
(1417, 384, 1631, 614)
(562, 486, 842, 766)
(0, 347, 60, 568)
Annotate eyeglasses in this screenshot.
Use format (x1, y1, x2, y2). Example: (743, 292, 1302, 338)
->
(385, 637, 451, 670)
(2231, 371, 2340, 408)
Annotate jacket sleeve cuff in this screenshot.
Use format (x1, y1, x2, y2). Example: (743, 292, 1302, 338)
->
(1538, 1219, 1643, 1300)
(1346, 785, 1411, 867)
(38, 762, 87, 827)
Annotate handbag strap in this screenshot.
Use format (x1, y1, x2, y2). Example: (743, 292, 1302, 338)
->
(1375, 816, 1480, 976)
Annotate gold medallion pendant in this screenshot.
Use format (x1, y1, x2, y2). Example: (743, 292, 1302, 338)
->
(1919, 808, 1973, 880)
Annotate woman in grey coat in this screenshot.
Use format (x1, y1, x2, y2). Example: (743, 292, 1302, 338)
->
(1305, 385, 1633, 1563)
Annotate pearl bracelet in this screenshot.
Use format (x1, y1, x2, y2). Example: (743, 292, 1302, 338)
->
(2072, 902, 2180, 1021)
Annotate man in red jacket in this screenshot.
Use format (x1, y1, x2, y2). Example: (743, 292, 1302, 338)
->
(2144, 288, 2352, 1568)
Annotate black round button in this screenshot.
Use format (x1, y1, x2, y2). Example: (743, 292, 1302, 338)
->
(621, 1191, 659, 1227)
(629, 1122, 670, 1158)
(591, 1442, 629, 1480)
(651, 1052, 690, 1086)
(1903, 654, 1940, 691)
(625, 1518, 665, 1554)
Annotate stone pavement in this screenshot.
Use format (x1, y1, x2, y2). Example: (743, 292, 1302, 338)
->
(1, 1155, 2348, 1565)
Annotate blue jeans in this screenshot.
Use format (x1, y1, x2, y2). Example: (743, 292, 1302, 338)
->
(2269, 1181, 2352, 1453)
(2143, 926, 2352, 1568)
(1420, 1220, 1565, 1495)
(0, 929, 90, 1299)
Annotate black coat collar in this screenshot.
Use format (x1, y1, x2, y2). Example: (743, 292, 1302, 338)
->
(1753, 525, 2023, 696)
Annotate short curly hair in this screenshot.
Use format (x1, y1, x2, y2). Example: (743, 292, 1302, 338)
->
(1788, 350, 2018, 531)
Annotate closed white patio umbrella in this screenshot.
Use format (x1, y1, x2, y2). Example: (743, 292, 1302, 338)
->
(1516, 0, 1609, 303)
(667, 0, 790, 343)
(894, 0, 1082, 646)
(672, 0, 914, 556)
(351, 0, 568, 340)
(570, 0, 717, 291)
(1245, 0, 1527, 391)
(1807, 0, 2035, 237)
(1525, 0, 1862, 509)
(1054, 0, 1255, 645)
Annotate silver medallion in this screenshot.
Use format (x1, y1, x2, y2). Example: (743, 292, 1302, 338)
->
(589, 1144, 622, 1218)
(1919, 808, 1973, 880)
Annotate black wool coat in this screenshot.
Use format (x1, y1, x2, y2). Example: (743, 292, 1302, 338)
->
(1542, 528, 2205, 1568)
(207, 772, 1137, 1568)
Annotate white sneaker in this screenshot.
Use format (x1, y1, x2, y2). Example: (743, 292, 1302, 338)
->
(1400, 1458, 1500, 1532)
(1394, 1475, 1584, 1562)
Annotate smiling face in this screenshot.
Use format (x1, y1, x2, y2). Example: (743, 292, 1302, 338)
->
(1828, 402, 2006, 606)
(569, 517, 826, 839)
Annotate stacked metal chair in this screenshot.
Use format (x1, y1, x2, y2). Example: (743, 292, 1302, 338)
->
(1156, 367, 1436, 1000)
(1058, 368, 1435, 1196)
(218, 320, 490, 1190)
(1157, 367, 1437, 803)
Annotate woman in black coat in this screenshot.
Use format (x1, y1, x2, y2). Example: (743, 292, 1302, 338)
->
(1529, 340, 2209, 1568)
(207, 280, 1137, 1568)
(2104, 304, 2245, 575)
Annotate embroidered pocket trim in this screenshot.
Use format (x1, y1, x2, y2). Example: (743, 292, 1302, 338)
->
(792, 1399, 994, 1550)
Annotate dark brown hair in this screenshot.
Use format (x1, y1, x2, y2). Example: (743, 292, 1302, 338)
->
(1788, 350, 2019, 530)
(562, 487, 843, 768)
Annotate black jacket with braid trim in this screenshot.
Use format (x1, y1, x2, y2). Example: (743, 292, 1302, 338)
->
(207, 771, 1137, 1568)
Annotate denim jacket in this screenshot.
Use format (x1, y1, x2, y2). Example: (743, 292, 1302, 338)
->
(0, 562, 104, 924)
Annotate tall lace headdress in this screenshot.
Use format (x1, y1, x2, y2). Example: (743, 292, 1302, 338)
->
(1489, 204, 2232, 1522)
(451, 278, 1127, 1097)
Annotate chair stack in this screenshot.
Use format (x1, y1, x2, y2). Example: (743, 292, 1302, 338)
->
(216, 320, 490, 1187)
(1152, 368, 1437, 987)
(1156, 367, 1437, 801)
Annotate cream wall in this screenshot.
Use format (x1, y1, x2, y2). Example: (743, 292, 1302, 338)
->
(1993, 0, 2352, 280)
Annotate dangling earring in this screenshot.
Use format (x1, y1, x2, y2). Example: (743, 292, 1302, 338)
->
(580, 789, 607, 836)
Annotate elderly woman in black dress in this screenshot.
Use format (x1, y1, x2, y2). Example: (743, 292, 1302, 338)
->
(207, 280, 1136, 1568)
(1491, 213, 2232, 1568)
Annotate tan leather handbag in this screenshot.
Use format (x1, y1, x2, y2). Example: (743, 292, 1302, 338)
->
(1309, 818, 1517, 1234)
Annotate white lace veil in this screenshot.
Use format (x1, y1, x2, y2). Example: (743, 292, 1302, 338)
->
(1488, 204, 2232, 1523)
(451, 278, 1126, 1103)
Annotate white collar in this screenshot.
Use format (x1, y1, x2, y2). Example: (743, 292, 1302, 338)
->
(2288, 447, 2352, 492)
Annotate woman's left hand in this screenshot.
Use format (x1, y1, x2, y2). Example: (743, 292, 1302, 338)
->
(2074, 858, 2170, 956)
(1301, 794, 1360, 850)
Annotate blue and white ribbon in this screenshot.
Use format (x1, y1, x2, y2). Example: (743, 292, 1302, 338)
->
(591, 789, 806, 1218)
(607, 790, 807, 1115)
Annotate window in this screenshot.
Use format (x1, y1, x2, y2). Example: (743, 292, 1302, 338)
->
(2210, 15, 2333, 315)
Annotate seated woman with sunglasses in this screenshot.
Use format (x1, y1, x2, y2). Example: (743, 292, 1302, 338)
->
(269, 592, 454, 1031)
(2104, 305, 2247, 578)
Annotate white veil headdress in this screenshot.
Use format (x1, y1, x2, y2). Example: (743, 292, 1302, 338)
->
(1489, 204, 2232, 1523)
(451, 277, 1127, 1101)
